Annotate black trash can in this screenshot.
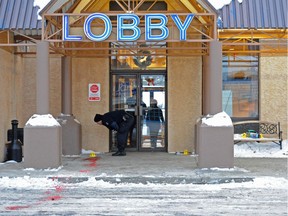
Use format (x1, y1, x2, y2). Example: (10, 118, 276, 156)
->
(5, 120, 23, 162)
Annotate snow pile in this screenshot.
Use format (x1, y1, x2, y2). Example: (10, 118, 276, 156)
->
(234, 140, 287, 158)
(201, 111, 233, 127)
(0, 176, 59, 189)
(26, 114, 60, 127)
(0, 176, 286, 189)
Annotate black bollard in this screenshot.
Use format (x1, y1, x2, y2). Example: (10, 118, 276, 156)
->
(6, 120, 23, 162)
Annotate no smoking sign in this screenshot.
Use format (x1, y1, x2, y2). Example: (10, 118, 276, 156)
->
(88, 83, 101, 101)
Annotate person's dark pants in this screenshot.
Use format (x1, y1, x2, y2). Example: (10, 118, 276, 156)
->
(126, 111, 136, 148)
(117, 115, 134, 152)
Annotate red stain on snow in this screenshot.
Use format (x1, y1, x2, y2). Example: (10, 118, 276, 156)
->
(79, 169, 91, 173)
(55, 185, 64, 193)
(43, 195, 62, 201)
(5, 205, 31, 210)
(86, 162, 97, 167)
(6, 157, 101, 211)
(81, 156, 100, 171)
(83, 157, 99, 162)
(6, 183, 65, 211)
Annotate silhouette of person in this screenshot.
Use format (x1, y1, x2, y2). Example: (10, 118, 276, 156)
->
(146, 99, 164, 148)
(126, 88, 147, 147)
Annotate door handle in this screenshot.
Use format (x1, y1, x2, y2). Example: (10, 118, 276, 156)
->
(135, 105, 139, 116)
(139, 106, 143, 117)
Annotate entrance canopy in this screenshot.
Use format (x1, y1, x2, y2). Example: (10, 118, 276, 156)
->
(41, 0, 218, 57)
(0, 0, 287, 56)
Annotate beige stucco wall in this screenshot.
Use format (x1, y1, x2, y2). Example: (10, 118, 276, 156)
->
(0, 53, 62, 162)
(168, 57, 202, 153)
(0, 50, 13, 161)
(72, 58, 110, 152)
(0, 50, 25, 161)
(21, 56, 61, 123)
(260, 56, 288, 139)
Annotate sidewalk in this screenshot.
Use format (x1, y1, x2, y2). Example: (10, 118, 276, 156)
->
(0, 152, 287, 184)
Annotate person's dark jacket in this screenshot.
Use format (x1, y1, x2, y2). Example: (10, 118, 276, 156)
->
(146, 105, 164, 122)
(101, 110, 127, 131)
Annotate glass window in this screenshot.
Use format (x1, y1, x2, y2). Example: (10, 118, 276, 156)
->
(109, 0, 167, 11)
(222, 55, 259, 120)
(111, 42, 167, 70)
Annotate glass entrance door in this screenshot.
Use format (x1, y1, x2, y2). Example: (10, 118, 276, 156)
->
(111, 74, 166, 151)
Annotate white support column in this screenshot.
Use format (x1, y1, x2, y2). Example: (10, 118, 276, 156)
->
(203, 41, 223, 115)
(36, 41, 49, 114)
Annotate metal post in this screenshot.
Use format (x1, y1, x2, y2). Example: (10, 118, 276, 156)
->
(36, 41, 49, 114)
(61, 56, 72, 114)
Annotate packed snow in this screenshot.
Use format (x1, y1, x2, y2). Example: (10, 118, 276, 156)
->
(25, 114, 60, 127)
(200, 111, 233, 127)
(234, 140, 287, 158)
(0, 175, 286, 190)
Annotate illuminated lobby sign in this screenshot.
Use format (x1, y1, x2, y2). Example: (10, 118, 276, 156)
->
(63, 13, 195, 42)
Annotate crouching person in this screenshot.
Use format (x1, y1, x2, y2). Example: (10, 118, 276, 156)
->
(94, 110, 134, 156)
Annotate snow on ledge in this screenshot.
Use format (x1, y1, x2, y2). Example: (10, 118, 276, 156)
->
(26, 114, 60, 127)
(201, 111, 233, 127)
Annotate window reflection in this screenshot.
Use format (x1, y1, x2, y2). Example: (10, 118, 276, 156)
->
(222, 55, 259, 119)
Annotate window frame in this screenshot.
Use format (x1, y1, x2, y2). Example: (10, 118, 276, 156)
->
(222, 54, 260, 122)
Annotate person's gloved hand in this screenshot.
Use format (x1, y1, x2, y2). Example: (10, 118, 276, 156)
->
(110, 121, 119, 131)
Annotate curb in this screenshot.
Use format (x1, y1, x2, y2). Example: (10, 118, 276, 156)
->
(47, 176, 254, 184)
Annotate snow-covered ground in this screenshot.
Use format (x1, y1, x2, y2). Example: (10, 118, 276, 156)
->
(234, 139, 287, 158)
(0, 140, 287, 215)
(0, 140, 286, 187)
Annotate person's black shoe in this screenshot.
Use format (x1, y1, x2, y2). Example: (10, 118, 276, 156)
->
(112, 151, 126, 156)
(112, 151, 119, 156)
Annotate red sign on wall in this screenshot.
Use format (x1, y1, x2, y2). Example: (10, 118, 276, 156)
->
(88, 83, 101, 101)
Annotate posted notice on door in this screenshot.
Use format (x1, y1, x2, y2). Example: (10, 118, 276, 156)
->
(88, 83, 101, 101)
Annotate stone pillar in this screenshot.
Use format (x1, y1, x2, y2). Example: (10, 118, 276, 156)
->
(203, 41, 223, 115)
(57, 56, 82, 156)
(24, 115, 62, 169)
(196, 112, 234, 168)
(24, 42, 62, 168)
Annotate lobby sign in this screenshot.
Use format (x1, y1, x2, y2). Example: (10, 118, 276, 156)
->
(89, 83, 101, 101)
(63, 13, 195, 42)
